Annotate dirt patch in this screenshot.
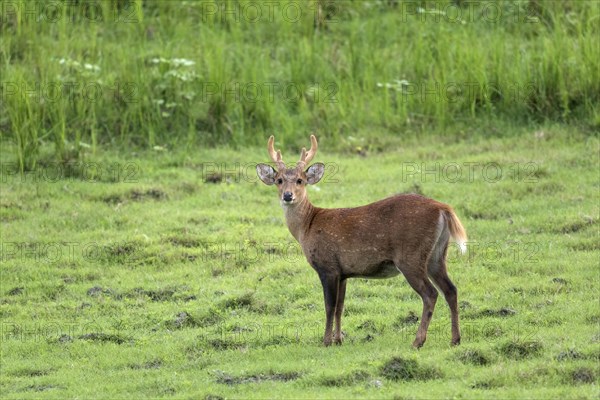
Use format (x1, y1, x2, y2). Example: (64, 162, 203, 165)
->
(87, 286, 114, 297)
(209, 338, 246, 351)
(205, 173, 223, 183)
(380, 357, 440, 381)
(131, 188, 167, 201)
(357, 320, 380, 332)
(362, 334, 375, 342)
(167, 311, 201, 329)
(7, 286, 24, 296)
(10, 368, 53, 377)
(103, 193, 125, 204)
(570, 367, 596, 384)
(556, 349, 584, 361)
(106, 242, 138, 257)
(498, 340, 542, 359)
(559, 216, 597, 234)
(472, 308, 516, 318)
(0, 202, 25, 222)
(62, 276, 76, 284)
(459, 300, 472, 310)
(79, 333, 131, 345)
(197, 309, 224, 328)
(393, 311, 419, 328)
(215, 370, 301, 385)
(471, 379, 502, 390)
(455, 349, 491, 366)
(57, 334, 73, 343)
(86, 286, 124, 300)
(167, 235, 202, 248)
(131, 287, 177, 301)
(103, 188, 168, 204)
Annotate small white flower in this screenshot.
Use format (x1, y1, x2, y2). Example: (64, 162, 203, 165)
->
(84, 63, 100, 72)
(172, 58, 195, 67)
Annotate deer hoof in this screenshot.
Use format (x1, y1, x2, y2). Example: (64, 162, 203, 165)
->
(333, 333, 344, 345)
(451, 337, 461, 346)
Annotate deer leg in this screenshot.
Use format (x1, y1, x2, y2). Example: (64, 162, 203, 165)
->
(428, 261, 460, 346)
(427, 221, 461, 346)
(318, 272, 339, 347)
(402, 270, 438, 348)
(333, 278, 347, 345)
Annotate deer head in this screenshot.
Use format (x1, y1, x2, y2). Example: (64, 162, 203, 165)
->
(256, 135, 325, 206)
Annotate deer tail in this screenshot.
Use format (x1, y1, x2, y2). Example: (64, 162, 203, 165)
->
(445, 208, 467, 255)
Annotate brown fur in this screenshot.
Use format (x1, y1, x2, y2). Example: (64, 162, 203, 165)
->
(257, 136, 466, 347)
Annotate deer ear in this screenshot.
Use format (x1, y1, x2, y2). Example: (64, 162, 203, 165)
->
(256, 163, 277, 185)
(305, 163, 325, 184)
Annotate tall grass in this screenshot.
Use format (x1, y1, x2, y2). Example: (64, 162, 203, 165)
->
(1, 0, 599, 169)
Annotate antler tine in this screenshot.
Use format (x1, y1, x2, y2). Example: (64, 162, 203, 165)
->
(297, 134, 318, 167)
(299, 147, 307, 162)
(267, 135, 286, 170)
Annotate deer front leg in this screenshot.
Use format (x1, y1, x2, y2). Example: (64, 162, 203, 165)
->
(318, 272, 339, 347)
(333, 278, 347, 345)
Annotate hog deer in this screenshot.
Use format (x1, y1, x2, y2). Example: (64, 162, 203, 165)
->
(256, 135, 467, 348)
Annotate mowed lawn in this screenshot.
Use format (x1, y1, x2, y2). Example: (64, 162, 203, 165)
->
(1, 125, 598, 399)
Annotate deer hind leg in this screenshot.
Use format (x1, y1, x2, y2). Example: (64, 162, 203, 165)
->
(398, 260, 438, 349)
(428, 214, 461, 346)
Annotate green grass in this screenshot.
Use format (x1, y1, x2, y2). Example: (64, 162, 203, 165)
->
(1, 0, 599, 169)
(1, 1, 599, 398)
(1, 123, 598, 398)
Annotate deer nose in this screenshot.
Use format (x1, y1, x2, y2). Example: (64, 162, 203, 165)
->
(283, 192, 293, 202)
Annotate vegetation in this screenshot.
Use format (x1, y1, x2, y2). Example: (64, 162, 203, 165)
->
(1, 0, 599, 169)
(1, 1, 598, 398)
(1, 125, 598, 398)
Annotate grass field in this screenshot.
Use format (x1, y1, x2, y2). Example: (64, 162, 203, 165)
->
(1, 123, 599, 398)
(1, 0, 599, 399)
(1, 0, 599, 168)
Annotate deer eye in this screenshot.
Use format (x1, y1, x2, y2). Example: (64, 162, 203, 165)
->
(296, 179, 303, 185)
(277, 178, 283, 185)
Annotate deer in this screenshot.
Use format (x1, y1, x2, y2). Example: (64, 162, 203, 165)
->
(256, 135, 467, 348)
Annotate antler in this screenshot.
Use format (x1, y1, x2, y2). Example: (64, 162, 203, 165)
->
(297, 134, 318, 168)
(267, 136, 286, 170)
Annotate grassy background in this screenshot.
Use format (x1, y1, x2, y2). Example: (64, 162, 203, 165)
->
(1, 0, 599, 398)
(1, 0, 599, 169)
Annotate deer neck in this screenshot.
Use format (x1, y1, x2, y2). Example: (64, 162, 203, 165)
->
(283, 196, 316, 243)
